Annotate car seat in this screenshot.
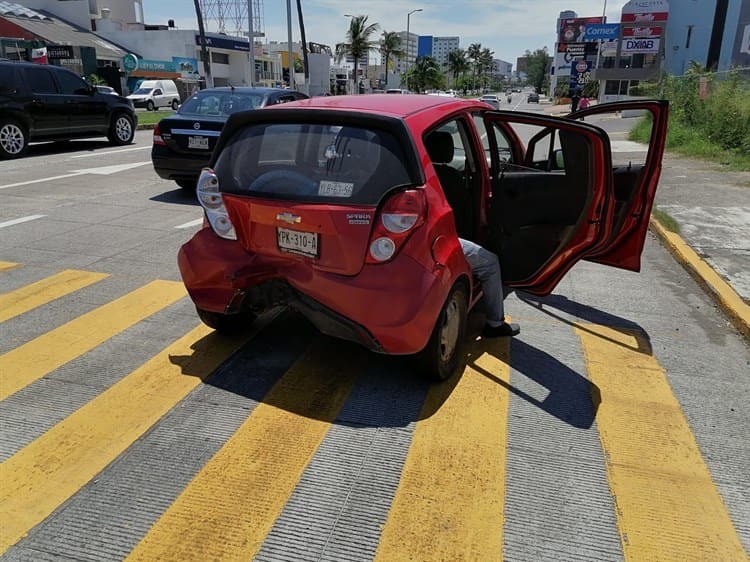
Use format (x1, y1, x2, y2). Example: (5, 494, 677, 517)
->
(424, 131, 472, 238)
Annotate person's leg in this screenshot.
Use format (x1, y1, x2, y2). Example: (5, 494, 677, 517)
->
(459, 239, 505, 326)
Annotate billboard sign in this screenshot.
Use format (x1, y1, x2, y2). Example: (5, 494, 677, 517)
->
(556, 42, 598, 61)
(582, 23, 620, 41)
(732, 0, 750, 67)
(623, 26, 663, 38)
(559, 17, 604, 43)
(621, 37, 661, 54)
(569, 59, 592, 91)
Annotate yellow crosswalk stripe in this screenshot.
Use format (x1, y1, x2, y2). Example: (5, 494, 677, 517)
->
(125, 339, 363, 562)
(575, 324, 746, 561)
(0, 269, 109, 323)
(0, 280, 186, 400)
(0, 324, 251, 554)
(0, 262, 19, 273)
(375, 339, 511, 562)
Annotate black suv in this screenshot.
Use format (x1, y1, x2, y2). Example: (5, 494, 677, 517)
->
(0, 61, 137, 159)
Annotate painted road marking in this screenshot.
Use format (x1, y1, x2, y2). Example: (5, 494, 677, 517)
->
(175, 218, 203, 229)
(0, 324, 250, 554)
(575, 324, 746, 560)
(70, 146, 151, 158)
(0, 280, 186, 401)
(0, 162, 150, 190)
(125, 339, 362, 562)
(0, 262, 19, 272)
(0, 215, 46, 229)
(0, 269, 109, 323)
(375, 339, 511, 562)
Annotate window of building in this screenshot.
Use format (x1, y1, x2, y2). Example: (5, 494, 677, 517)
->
(212, 52, 229, 65)
(685, 25, 694, 49)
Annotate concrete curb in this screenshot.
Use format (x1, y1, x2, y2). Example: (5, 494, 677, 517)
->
(649, 217, 750, 340)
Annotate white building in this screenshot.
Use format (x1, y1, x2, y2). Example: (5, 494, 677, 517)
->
(431, 36, 459, 68)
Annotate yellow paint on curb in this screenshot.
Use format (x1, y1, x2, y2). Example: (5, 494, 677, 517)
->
(125, 339, 362, 562)
(0, 262, 19, 273)
(375, 340, 510, 562)
(0, 280, 186, 400)
(0, 324, 251, 554)
(650, 217, 750, 340)
(0, 269, 109, 323)
(576, 323, 746, 561)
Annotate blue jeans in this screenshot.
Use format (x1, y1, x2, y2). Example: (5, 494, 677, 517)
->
(459, 238, 505, 327)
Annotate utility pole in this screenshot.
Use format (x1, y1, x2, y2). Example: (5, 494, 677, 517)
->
(247, 0, 254, 86)
(194, 0, 212, 88)
(286, 0, 295, 89)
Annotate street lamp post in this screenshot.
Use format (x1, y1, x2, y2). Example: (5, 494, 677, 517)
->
(405, 8, 422, 91)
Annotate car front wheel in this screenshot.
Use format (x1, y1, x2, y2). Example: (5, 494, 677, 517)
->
(416, 283, 468, 381)
(171, 100, 179, 110)
(146, 100, 155, 111)
(0, 119, 28, 159)
(107, 113, 135, 145)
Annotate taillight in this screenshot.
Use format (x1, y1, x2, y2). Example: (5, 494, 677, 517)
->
(153, 123, 165, 146)
(366, 189, 426, 263)
(197, 168, 237, 240)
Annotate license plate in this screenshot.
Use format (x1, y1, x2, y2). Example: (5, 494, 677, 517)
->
(277, 227, 318, 258)
(188, 135, 209, 150)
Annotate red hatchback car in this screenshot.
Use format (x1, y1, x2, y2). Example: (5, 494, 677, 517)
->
(178, 95, 668, 380)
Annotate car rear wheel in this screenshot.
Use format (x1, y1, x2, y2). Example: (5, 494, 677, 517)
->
(107, 113, 134, 145)
(415, 283, 468, 381)
(0, 119, 28, 159)
(171, 99, 179, 110)
(146, 100, 155, 111)
(175, 178, 196, 191)
(196, 307, 256, 335)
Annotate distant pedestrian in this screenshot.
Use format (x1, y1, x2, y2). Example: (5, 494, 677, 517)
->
(570, 90, 581, 113)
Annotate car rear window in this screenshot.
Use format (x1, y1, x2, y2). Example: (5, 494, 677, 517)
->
(179, 92, 264, 116)
(215, 123, 413, 205)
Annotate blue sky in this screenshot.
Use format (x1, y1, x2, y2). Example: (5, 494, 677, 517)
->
(143, 1, 630, 65)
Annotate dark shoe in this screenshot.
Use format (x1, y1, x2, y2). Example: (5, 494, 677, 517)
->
(482, 322, 520, 338)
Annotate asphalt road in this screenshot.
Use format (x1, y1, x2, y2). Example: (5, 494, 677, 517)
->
(0, 127, 748, 561)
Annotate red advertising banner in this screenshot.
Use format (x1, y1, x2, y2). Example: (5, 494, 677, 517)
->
(559, 17, 604, 43)
(623, 26, 663, 37)
(621, 12, 669, 23)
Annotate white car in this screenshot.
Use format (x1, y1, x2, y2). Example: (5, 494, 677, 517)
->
(479, 94, 500, 109)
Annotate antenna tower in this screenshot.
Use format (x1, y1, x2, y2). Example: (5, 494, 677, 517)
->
(198, 0, 264, 40)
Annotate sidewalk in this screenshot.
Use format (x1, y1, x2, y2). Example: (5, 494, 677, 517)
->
(544, 102, 750, 339)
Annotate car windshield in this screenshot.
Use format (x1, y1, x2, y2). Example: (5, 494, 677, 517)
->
(215, 123, 413, 205)
(179, 92, 264, 116)
(133, 87, 153, 95)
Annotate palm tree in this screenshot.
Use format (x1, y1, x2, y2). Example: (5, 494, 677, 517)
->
(379, 31, 404, 84)
(447, 49, 469, 89)
(467, 43, 482, 92)
(335, 15, 380, 94)
(479, 47, 495, 90)
(407, 56, 443, 93)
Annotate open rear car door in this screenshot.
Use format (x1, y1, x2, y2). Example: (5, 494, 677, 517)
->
(478, 111, 616, 296)
(569, 100, 669, 271)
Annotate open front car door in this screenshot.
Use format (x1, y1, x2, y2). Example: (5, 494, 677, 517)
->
(569, 100, 669, 271)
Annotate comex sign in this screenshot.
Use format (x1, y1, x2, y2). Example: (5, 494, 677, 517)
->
(582, 24, 620, 41)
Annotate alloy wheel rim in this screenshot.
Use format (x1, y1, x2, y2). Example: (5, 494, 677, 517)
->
(0, 124, 24, 154)
(439, 297, 460, 361)
(115, 117, 132, 141)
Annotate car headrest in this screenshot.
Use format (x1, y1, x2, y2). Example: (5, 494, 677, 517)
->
(425, 131, 454, 164)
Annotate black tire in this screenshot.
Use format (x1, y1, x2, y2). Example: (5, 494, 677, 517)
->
(171, 99, 179, 110)
(416, 283, 468, 381)
(196, 307, 256, 335)
(107, 112, 135, 146)
(176, 178, 196, 191)
(0, 118, 28, 159)
(146, 100, 155, 111)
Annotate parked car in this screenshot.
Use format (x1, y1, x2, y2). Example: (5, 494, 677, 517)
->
(177, 95, 668, 380)
(0, 60, 137, 159)
(127, 79, 180, 111)
(151, 86, 308, 190)
(527, 92, 540, 103)
(478, 94, 500, 109)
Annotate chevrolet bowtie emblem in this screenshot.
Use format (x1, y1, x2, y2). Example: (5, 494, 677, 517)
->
(276, 212, 301, 224)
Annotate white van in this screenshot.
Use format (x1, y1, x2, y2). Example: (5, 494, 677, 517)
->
(127, 80, 180, 111)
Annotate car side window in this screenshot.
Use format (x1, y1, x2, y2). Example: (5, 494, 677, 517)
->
(24, 67, 57, 94)
(55, 70, 90, 95)
(153, 89, 163, 95)
(0, 66, 17, 93)
(472, 113, 513, 164)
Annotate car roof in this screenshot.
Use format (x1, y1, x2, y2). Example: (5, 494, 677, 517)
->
(272, 93, 486, 118)
(195, 86, 298, 95)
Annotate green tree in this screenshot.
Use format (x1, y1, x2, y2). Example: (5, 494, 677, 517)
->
(467, 43, 482, 92)
(335, 15, 380, 94)
(447, 49, 469, 89)
(478, 47, 494, 90)
(524, 47, 550, 96)
(379, 31, 404, 79)
(407, 56, 444, 93)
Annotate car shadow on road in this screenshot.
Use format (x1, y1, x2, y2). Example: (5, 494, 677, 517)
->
(150, 189, 200, 206)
